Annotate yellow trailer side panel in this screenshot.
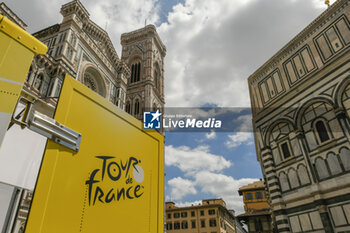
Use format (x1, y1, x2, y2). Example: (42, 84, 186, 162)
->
(25, 75, 164, 233)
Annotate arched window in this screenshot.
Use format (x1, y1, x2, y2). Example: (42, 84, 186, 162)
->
(279, 172, 290, 192)
(83, 66, 106, 97)
(268, 122, 294, 162)
(126, 101, 131, 114)
(315, 120, 330, 143)
(84, 74, 97, 91)
(33, 73, 44, 91)
(134, 99, 140, 116)
(154, 70, 159, 90)
(297, 165, 310, 185)
(327, 153, 342, 175)
(340, 147, 350, 171)
(288, 169, 300, 189)
(130, 62, 141, 83)
(315, 158, 330, 180)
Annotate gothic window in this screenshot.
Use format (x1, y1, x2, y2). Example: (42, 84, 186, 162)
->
(340, 147, 350, 171)
(327, 152, 342, 175)
(126, 101, 131, 114)
(134, 99, 140, 116)
(315, 158, 330, 180)
(154, 70, 160, 90)
(279, 172, 290, 192)
(288, 169, 300, 189)
(297, 165, 310, 185)
(33, 73, 44, 91)
(130, 62, 141, 83)
(315, 120, 330, 143)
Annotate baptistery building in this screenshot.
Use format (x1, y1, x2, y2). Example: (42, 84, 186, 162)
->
(248, 0, 350, 232)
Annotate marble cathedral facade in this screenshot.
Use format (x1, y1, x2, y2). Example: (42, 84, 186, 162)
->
(248, 0, 350, 232)
(24, 0, 166, 119)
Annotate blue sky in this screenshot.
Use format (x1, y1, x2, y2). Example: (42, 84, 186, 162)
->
(3, 0, 329, 213)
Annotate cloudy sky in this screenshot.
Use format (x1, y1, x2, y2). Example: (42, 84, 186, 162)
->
(4, 0, 328, 213)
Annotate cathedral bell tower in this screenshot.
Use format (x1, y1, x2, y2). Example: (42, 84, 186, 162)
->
(121, 25, 166, 120)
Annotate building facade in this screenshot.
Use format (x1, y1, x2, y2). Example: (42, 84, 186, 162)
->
(165, 199, 246, 233)
(22, 0, 165, 119)
(248, 0, 350, 232)
(237, 180, 273, 233)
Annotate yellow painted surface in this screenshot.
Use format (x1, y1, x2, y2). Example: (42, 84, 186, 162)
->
(242, 190, 269, 212)
(0, 80, 22, 113)
(0, 14, 46, 145)
(0, 14, 46, 55)
(25, 75, 164, 233)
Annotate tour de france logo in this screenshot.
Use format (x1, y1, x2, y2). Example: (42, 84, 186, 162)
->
(85, 156, 145, 206)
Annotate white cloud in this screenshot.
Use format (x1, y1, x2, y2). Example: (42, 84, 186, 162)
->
(86, 0, 161, 52)
(165, 144, 258, 213)
(205, 131, 216, 139)
(233, 114, 253, 132)
(158, 0, 325, 107)
(194, 171, 258, 213)
(174, 200, 202, 207)
(225, 132, 253, 148)
(165, 145, 231, 175)
(167, 177, 197, 200)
